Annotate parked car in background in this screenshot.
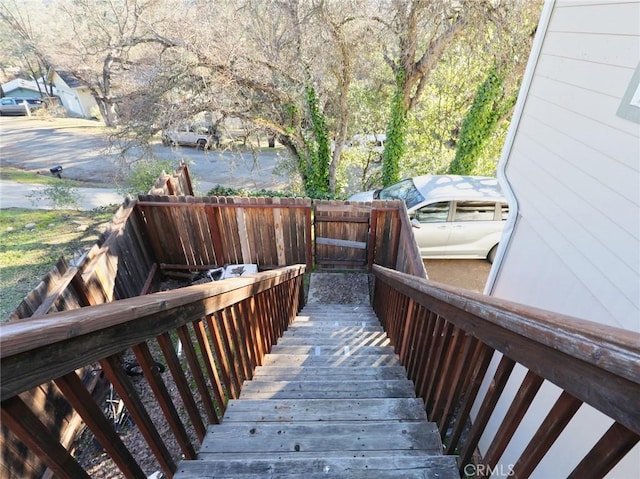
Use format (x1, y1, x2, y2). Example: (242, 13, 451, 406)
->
(346, 133, 386, 152)
(0, 97, 44, 116)
(162, 123, 221, 150)
(348, 175, 509, 262)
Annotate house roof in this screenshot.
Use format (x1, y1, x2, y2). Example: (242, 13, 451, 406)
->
(2, 78, 52, 95)
(52, 70, 83, 89)
(57, 71, 83, 88)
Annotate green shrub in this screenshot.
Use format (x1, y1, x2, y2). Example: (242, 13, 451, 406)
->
(120, 159, 176, 196)
(27, 180, 81, 210)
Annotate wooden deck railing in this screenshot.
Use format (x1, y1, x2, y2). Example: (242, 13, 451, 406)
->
(372, 265, 640, 477)
(1, 265, 305, 479)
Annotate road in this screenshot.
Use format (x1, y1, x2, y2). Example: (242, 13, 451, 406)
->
(0, 116, 291, 197)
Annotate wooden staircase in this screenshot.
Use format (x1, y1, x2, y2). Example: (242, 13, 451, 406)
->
(174, 276, 458, 478)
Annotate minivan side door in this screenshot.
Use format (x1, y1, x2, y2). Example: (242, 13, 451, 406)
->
(410, 201, 452, 257)
(446, 200, 505, 257)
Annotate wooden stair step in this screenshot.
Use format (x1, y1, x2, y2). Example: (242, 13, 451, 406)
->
(269, 344, 396, 356)
(275, 334, 391, 347)
(300, 303, 373, 314)
(287, 322, 384, 331)
(295, 313, 379, 320)
(175, 456, 457, 479)
(252, 366, 409, 381)
(197, 421, 440, 455)
(282, 328, 385, 339)
(222, 398, 427, 422)
(239, 380, 417, 399)
(174, 454, 459, 479)
(260, 353, 400, 368)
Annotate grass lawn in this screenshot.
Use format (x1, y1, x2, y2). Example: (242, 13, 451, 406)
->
(0, 167, 119, 321)
(0, 207, 117, 321)
(0, 167, 98, 187)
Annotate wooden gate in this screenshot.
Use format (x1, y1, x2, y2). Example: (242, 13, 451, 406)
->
(313, 201, 372, 270)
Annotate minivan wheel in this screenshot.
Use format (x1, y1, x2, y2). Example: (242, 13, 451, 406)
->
(196, 139, 207, 150)
(487, 244, 498, 264)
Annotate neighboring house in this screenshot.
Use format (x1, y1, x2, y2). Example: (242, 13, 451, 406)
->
(480, 1, 639, 477)
(46, 69, 98, 119)
(1, 77, 56, 99)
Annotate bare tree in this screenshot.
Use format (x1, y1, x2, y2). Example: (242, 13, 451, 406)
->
(0, 0, 55, 97)
(35, 0, 181, 126)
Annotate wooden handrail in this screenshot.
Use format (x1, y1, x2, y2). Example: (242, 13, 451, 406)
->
(1, 265, 306, 478)
(372, 264, 640, 476)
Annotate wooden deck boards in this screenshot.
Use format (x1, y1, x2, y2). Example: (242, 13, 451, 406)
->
(174, 298, 458, 478)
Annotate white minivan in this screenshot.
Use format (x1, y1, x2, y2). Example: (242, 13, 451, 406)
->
(348, 175, 508, 262)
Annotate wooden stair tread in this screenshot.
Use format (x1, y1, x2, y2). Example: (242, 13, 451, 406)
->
(267, 343, 396, 355)
(175, 454, 459, 479)
(260, 353, 400, 368)
(199, 421, 440, 455)
(251, 365, 409, 381)
(239, 379, 417, 399)
(222, 398, 427, 422)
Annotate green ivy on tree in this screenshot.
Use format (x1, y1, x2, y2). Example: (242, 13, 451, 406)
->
(449, 65, 516, 175)
(299, 83, 332, 197)
(382, 68, 408, 186)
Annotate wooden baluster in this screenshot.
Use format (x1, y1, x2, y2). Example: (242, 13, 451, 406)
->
(219, 308, 244, 397)
(1, 396, 91, 479)
(439, 334, 479, 437)
(483, 370, 545, 467)
(414, 311, 438, 397)
(459, 355, 516, 470)
(99, 355, 176, 478)
(177, 324, 219, 424)
(131, 342, 196, 460)
(431, 325, 466, 425)
(207, 312, 234, 399)
(404, 305, 428, 382)
(513, 391, 583, 478)
(424, 321, 455, 412)
(231, 303, 254, 380)
(54, 371, 145, 478)
(157, 332, 207, 442)
(192, 319, 227, 409)
(446, 341, 494, 455)
(568, 422, 639, 478)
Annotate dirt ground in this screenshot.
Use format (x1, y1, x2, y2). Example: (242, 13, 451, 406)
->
(423, 259, 492, 293)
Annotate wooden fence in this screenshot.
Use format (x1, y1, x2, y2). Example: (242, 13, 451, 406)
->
(135, 196, 425, 278)
(372, 265, 640, 477)
(136, 196, 313, 272)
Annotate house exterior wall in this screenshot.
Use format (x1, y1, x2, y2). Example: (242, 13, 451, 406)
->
(50, 72, 97, 119)
(477, 1, 640, 477)
(3, 88, 41, 99)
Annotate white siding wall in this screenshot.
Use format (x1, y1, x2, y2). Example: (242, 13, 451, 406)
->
(479, 1, 640, 477)
(494, 0, 640, 332)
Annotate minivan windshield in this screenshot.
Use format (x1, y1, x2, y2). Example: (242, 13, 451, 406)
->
(377, 178, 425, 209)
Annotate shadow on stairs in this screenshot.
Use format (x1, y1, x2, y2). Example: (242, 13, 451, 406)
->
(174, 273, 458, 478)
